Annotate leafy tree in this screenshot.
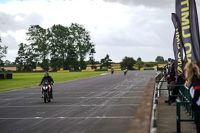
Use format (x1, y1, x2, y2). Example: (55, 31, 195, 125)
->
(100, 54, 112, 69)
(135, 57, 143, 70)
(155, 56, 165, 64)
(120, 56, 136, 70)
(4, 61, 16, 67)
(95, 61, 100, 64)
(4, 60, 11, 66)
(17, 23, 96, 71)
(69, 23, 95, 69)
(0, 38, 8, 67)
(15, 43, 37, 71)
(136, 62, 143, 70)
(26, 25, 49, 71)
(65, 43, 79, 70)
(39, 59, 50, 71)
(144, 62, 157, 67)
(47, 24, 69, 70)
(137, 57, 142, 62)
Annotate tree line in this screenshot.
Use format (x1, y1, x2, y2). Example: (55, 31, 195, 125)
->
(13, 23, 95, 71)
(0, 23, 167, 71)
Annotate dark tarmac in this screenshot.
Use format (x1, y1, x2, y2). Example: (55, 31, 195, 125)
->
(0, 71, 156, 133)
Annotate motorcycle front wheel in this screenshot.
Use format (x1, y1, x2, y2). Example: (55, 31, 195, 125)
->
(44, 93, 48, 103)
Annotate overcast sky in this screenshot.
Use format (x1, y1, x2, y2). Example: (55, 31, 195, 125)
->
(1, 0, 200, 63)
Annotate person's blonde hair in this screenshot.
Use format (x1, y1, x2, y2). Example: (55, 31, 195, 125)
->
(184, 62, 200, 85)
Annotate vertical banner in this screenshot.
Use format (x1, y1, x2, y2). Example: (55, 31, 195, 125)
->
(171, 13, 184, 77)
(176, 0, 200, 67)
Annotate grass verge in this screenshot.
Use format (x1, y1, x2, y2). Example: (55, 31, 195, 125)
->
(0, 71, 109, 92)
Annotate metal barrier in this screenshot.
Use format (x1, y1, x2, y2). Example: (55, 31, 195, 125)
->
(167, 84, 194, 133)
(150, 73, 164, 133)
(167, 84, 185, 105)
(176, 99, 194, 133)
(155, 78, 194, 133)
(155, 78, 168, 97)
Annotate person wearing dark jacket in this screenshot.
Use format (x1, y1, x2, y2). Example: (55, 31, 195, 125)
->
(167, 59, 176, 84)
(184, 62, 200, 133)
(40, 71, 54, 98)
(164, 58, 172, 79)
(165, 59, 177, 103)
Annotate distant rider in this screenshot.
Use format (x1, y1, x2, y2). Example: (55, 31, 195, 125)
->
(111, 68, 114, 74)
(39, 72, 54, 99)
(123, 67, 128, 75)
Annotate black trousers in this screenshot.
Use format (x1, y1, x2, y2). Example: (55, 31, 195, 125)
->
(194, 109, 200, 133)
(171, 86, 180, 101)
(171, 76, 185, 101)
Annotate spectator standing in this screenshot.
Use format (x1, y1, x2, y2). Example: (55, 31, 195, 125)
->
(163, 58, 172, 78)
(184, 62, 200, 133)
(165, 59, 176, 103)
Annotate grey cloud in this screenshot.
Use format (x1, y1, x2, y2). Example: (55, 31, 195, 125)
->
(0, 11, 43, 32)
(103, 0, 175, 8)
(0, 11, 43, 62)
(104, 0, 200, 7)
(1, 35, 18, 50)
(94, 5, 174, 49)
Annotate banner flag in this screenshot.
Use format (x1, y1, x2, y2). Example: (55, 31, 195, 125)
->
(171, 13, 184, 77)
(175, 0, 200, 67)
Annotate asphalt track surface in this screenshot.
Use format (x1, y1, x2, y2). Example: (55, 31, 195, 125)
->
(0, 70, 157, 133)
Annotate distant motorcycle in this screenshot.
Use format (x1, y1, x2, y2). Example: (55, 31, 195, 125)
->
(123, 69, 127, 75)
(111, 68, 114, 74)
(40, 80, 53, 103)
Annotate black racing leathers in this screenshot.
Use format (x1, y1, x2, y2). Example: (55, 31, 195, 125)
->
(40, 76, 54, 85)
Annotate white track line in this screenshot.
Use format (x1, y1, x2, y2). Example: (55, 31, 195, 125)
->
(0, 116, 133, 120)
(0, 104, 139, 108)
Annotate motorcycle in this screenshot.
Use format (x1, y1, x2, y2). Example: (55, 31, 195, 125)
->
(111, 71, 114, 74)
(123, 69, 127, 75)
(111, 69, 114, 74)
(40, 80, 53, 103)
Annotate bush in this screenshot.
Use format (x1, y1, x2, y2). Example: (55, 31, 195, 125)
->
(0, 74, 5, 79)
(95, 69, 108, 71)
(6, 74, 13, 79)
(69, 70, 82, 72)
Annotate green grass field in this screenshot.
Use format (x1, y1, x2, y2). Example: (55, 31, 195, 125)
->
(0, 71, 109, 92)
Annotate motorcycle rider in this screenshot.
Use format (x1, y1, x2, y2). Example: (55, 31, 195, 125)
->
(39, 71, 54, 99)
(123, 67, 128, 75)
(111, 68, 114, 74)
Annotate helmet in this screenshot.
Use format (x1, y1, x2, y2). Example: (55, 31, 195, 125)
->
(44, 71, 49, 77)
(170, 59, 175, 62)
